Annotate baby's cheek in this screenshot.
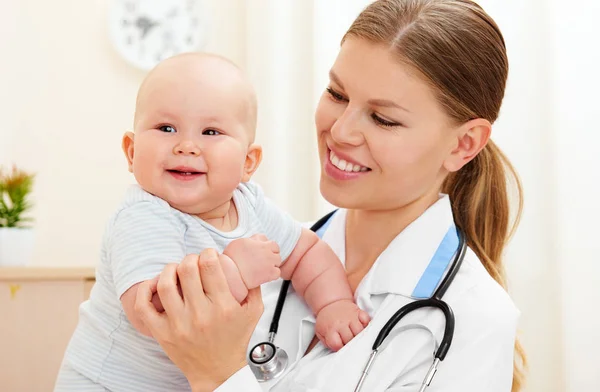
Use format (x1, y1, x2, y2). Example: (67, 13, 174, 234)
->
(211, 153, 245, 184)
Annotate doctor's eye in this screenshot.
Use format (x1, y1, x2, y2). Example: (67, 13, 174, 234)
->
(371, 113, 402, 128)
(326, 87, 347, 103)
(158, 125, 176, 133)
(202, 128, 221, 136)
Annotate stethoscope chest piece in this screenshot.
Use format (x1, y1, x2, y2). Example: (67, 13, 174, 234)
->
(249, 341, 289, 382)
(248, 212, 466, 391)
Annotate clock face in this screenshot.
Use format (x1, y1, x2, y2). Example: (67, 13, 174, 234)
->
(108, 0, 206, 70)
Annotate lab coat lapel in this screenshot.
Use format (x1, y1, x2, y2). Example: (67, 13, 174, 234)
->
(319, 293, 443, 391)
(366, 195, 456, 298)
(287, 199, 454, 390)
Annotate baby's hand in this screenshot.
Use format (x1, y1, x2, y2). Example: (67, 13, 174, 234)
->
(223, 234, 282, 288)
(315, 300, 370, 352)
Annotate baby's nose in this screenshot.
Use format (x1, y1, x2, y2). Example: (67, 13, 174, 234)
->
(174, 140, 201, 155)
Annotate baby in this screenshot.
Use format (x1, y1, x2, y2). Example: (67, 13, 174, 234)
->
(55, 53, 368, 391)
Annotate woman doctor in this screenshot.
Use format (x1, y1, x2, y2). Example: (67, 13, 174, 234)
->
(135, 0, 527, 391)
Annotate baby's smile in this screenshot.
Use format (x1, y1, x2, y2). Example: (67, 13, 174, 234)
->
(166, 165, 206, 181)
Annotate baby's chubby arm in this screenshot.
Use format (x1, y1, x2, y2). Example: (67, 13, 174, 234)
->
(122, 236, 280, 338)
(280, 228, 351, 314)
(147, 255, 250, 307)
(121, 255, 248, 338)
(280, 228, 370, 350)
(125, 255, 258, 329)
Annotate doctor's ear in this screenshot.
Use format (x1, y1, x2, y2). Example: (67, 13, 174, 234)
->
(443, 119, 491, 172)
(122, 131, 135, 173)
(242, 144, 262, 182)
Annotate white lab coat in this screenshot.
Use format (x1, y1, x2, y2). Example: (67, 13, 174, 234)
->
(215, 195, 519, 392)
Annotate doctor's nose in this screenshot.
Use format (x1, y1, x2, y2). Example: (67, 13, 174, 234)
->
(173, 140, 201, 156)
(330, 108, 365, 146)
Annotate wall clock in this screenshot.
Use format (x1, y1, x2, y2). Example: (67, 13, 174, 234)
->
(108, 0, 206, 70)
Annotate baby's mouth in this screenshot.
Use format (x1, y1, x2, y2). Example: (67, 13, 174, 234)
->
(167, 166, 206, 180)
(167, 169, 202, 176)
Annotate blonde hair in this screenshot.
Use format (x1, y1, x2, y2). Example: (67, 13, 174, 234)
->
(343, 0, 526, 390)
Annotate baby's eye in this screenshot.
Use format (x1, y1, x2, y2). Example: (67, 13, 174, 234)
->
(159, 125, 176, 133)
(203, 129, 220, 136)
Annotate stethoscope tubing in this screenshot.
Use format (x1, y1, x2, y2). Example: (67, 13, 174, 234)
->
(249, 211, 467, 391)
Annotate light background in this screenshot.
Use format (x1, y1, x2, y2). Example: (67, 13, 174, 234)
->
(1, 1, 598, 391)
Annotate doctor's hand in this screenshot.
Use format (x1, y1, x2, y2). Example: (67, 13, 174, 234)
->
(135, 249, 265, 392)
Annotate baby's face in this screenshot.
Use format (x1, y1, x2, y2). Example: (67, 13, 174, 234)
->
(124, 56, 259, 215)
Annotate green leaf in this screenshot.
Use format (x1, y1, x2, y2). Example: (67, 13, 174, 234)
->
(0, 165, 35, 228)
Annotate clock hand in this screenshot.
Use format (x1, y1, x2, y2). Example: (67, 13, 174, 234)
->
(135, 16, 158, 39)
(136, 7, 179, 40)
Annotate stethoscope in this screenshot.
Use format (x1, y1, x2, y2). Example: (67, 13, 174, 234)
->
(248, 211, 467, 392)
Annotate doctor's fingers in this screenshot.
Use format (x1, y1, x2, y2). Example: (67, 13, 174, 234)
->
(157, 263, 185, 316)
(135, 278, 168, 335)
(176, 254, 206, 310)
(197, 249, 234, 305)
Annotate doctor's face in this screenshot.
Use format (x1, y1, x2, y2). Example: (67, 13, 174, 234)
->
(315, 38, 459, 211)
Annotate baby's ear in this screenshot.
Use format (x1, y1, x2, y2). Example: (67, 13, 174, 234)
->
(242, 144, 262, 182)
(122, 131, 135, 173)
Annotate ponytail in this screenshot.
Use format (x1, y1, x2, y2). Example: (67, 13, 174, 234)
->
(442, 140, 526, 392)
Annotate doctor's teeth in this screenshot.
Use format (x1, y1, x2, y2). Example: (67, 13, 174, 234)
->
(329, 150, 369, 172)
(339, 159, 348, 171)
(330, 151, 339, 166)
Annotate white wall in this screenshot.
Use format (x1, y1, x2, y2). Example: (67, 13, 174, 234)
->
(480, 1, 600, 390)
(475, 1, 565, 391)
(549, 0, 600, 390)
(244, 0, 320, 218)
(0, 0, 248, 267)
(2, 0, 139, 267)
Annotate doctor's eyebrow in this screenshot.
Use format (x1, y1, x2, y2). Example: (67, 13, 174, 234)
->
(368, 98, 411, 113)
(329, 70, 345, 89)
(329, 69, 411, 113)
(329, 70, 411, 113)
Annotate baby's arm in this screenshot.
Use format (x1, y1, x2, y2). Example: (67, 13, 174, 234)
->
(122, 255, 247, 338)
(111, 201, 186, 338)
(280, 228, 352, 312)
(122, 283, 154, 337)
(140, 235, 281, 318)
(126, 255, 247, 309)
(112, 200, 249, 339)
(218, 254, 249, 302)
(280, 228, 370, 350)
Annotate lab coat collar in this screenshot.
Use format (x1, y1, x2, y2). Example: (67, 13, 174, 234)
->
(323, 194, 456, 299)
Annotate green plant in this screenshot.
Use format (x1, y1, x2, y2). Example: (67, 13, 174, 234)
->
(0, 166, 35, 228)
